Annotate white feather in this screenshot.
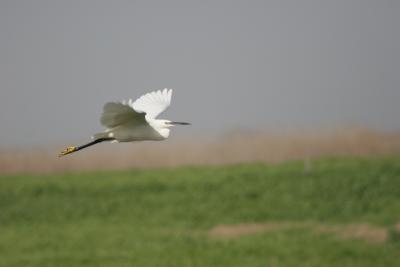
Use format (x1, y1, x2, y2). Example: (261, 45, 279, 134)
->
(100, 102, 145, 129)
(95, 89, 176, 142)
(131, 88, 173, 119)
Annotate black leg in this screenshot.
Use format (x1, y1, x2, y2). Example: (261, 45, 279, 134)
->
(59, 138, 114, 157)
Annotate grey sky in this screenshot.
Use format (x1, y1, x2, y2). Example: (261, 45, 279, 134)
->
(0, 0, 399, 147)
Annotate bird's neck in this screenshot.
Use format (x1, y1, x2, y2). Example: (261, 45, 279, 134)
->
(148, 119, 170, 139)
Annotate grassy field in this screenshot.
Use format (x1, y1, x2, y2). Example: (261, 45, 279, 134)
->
(1, 156, 400, 267)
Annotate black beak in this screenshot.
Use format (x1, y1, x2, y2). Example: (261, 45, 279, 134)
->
(169, 121, 191, 125)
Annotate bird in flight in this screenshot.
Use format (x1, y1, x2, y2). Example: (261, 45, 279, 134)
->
(59, 88, 190, 157)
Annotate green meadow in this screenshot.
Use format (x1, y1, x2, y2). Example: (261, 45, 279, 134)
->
(1, 157, 400, 267)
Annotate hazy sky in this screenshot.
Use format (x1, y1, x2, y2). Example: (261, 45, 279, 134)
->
(0, 0, 399, 146)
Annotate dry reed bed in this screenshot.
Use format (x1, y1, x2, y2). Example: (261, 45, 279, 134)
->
(1, 128, 399, 175)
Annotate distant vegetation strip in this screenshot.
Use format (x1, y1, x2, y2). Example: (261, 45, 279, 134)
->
(0, 128, 399, 174)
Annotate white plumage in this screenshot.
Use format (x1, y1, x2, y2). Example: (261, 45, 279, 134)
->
(59, 88, 189, 156)
(131, 88, 173, 119)
(96, 88, 174, 141)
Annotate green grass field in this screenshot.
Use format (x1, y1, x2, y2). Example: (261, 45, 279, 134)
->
(1, 157, 400, 267)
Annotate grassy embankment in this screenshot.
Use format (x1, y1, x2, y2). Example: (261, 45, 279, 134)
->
(1, 156, 400, 267)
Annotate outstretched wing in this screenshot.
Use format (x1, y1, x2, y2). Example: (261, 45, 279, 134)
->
(100, 102, 146, 129)
(131, 88, 173, 119)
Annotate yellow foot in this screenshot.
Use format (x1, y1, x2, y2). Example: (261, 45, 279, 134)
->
(59, 146, 77, 157)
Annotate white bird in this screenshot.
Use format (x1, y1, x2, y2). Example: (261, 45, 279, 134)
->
(59, 88, 190, 156)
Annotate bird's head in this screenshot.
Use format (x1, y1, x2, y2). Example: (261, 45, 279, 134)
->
(150, 119, 190, 139)
(149, 119, 191, 129)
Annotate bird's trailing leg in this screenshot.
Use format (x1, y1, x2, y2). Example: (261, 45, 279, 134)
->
(59, 146, 77, 156)
(59, 138, 114, 157)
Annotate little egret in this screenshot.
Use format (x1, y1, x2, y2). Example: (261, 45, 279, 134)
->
(59, 88, 190, 156)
